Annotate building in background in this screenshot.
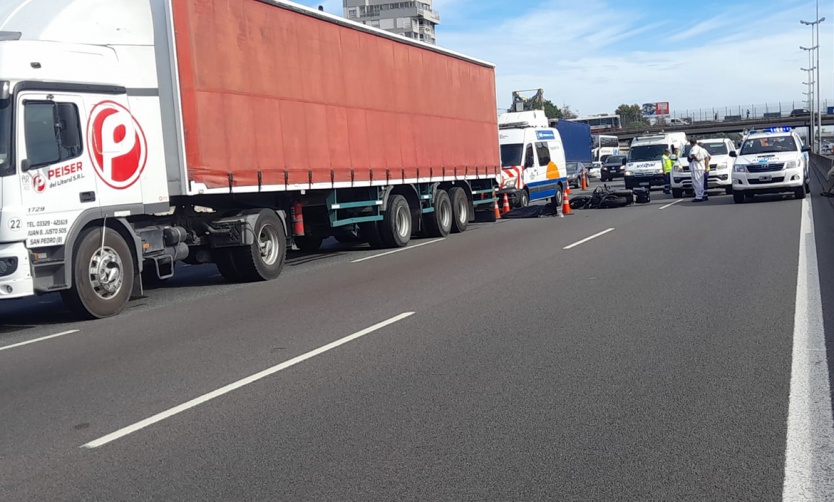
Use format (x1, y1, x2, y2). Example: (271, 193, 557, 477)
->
(343, 1, 439, 45)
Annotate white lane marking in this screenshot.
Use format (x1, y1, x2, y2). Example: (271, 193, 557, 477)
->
(659, 200, 683, 210)
(782, 197, 834, 500)
(82, 312, 416, 449)
(351, 239, 445, 263)
(0, 330, 80, 353)
(563, 228, 615, 250)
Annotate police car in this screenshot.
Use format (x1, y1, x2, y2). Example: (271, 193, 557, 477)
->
(729, 127, 811, 203)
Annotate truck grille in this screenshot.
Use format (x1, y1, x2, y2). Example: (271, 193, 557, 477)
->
(747, 163, 784, 173)
(748, 176, 785, 185)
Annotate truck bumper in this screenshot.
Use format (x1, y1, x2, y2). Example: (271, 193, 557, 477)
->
(0, 242, 33, 299)
(624, 174, 664, 189)
(672, 172, 732, 190)
(496, 188, 524, 205)
(732, 168, 804, 194)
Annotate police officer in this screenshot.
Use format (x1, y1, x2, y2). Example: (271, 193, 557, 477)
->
(662, 148, 673, 195)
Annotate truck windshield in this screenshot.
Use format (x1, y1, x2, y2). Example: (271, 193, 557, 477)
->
(629, 145, 666, 162)
(740, 136, 797, 155)
(501, 143, 523, 167)
(0, 97, 10, 176)
(703, 143, 728, 155)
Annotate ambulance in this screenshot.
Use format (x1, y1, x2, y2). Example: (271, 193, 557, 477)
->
(623, 132, 687, 190)
(730, 127, 811, 203)
(497, 111, 567, 208)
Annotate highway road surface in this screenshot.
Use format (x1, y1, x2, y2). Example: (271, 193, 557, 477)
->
(1, 175, 833, 501)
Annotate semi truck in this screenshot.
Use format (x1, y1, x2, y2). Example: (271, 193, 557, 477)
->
(0, 0, 501, 319)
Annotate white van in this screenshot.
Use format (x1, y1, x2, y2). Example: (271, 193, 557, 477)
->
(730, 127, 811, 203)
(671, 138, 737, 198)
(498, 111, 568, 208)
(624, 132, 687, 190)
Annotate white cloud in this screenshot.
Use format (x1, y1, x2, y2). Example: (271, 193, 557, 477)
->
(434, 0, 833, 115)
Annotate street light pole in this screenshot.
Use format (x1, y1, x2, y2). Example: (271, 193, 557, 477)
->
(801, 8, 825, 152)
(802, 65, 816, 145)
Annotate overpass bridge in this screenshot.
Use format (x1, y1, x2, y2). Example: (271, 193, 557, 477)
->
(615, 114, 834, 142)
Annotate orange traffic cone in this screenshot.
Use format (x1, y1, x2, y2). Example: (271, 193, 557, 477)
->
(562, 188, 573, 216)
(493, 196, 502, 220)
(502, 193, 511, 213)
(581, 171, 588, 190)
(565, 183, 571, 196)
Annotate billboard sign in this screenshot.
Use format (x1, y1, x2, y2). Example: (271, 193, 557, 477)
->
(642, 102, 670, 117)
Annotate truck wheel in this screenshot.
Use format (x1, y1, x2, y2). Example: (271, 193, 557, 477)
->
(795, 185, 806, 200)
(448, 187, 469, 233)
(294, 235, 323, 252)
(518, 189, 530, 208)
(425, 189, 452, 238)
(61, 227, 134, 319)
(672, 188, 683, 198)
(359, 222, 385, 249)
(550, 187, 563, 209)
(725, 187, 733, 195)
(380, 195, 411, 248)
(733, 191, 745, 204)
(213, 249, 241, 282)
(232, 210, 286, 282)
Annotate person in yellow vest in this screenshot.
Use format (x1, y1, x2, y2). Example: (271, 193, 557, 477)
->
(662, 149, 673, 195)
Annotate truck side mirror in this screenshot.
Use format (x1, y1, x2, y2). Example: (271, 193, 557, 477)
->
(21, 159, 32, 172)
(729, 151, 737, 158)
(802, 145, 812, 152)
(621, 158, 627, 166)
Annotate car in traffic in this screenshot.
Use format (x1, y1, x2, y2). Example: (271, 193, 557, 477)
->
(730, 127, 811, 203)
(789, 108, 810, 117)
(588, 162, 602, 179)
(671, 138, 737, 198)
(566, 162, 588, 189)
(600, 155, 627, 182)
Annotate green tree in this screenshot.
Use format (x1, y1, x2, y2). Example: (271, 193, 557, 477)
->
(540, 100, 578, 120)
(616, 103, 648, 128)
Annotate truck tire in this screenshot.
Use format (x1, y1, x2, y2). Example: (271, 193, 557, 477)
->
(359, 222, 385, 249)
(61, 227, 135, 319)
(380, 195, 411, 248)
(725, 187, 733, 195)
(672, 188, 683, 198)
(550, 186, 563, 210)
(733, 191, 745, 204)
(518, 189, 530, 208)
(795, 185, 806, 200)
(214, 249, 241, 282)
(232, 209, 286, 282)
(424, 189, 452, 238)
(294, 235, 323, 252)
(448, 187, 469, 233)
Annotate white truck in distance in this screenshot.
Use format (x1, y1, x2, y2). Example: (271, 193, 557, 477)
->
(671, 138, 737, 198)
(730, 127, 811, 203)
(624, 132, 687, 190)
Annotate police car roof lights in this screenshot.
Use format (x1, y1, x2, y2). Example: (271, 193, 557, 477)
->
(748, 126, 792, 135)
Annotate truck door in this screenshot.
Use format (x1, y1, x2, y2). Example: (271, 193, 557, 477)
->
(17, 91, 98, 248)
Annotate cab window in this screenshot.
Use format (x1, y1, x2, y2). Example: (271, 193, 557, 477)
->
(23, 101, 83, 169)
(524, 144, 535, 168)
(536, 142, 551, 166)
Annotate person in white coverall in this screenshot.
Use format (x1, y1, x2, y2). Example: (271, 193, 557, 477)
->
(687, 138, 708, 202)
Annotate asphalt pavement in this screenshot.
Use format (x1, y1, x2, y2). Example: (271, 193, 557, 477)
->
(0, 178, 830, 501)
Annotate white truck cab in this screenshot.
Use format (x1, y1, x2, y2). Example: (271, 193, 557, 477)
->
(730, 127, 811, 203)
(497, 111, 567, 208)
(671, 137, 737, 198)
(624, 132, 687, 190)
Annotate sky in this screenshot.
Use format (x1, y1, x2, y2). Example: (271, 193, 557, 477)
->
(299, 0, 834, 118)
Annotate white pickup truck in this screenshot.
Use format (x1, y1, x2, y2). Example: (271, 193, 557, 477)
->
(671, 138, 737, 198)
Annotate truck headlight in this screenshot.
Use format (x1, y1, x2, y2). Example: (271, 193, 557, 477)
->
(718, 162, 728, 169)
(785, 160, 797, 169)
(625, 171, 633, 176)
(734, 164, 748, 173)
(503, 178, 517, 189)
(673, 164, 683, 172)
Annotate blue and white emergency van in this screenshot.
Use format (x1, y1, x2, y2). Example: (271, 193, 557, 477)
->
(624, 132, 687, 190)
(497, 111, 567, 208)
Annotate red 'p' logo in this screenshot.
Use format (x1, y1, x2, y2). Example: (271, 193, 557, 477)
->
(87, 101, 147, 190)
(32, 174, 45, 193)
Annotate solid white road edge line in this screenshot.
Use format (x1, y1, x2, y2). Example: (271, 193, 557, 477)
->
(0, 330, 80, 353)
(659, 199, 683, 210)
(351, 239, 445, 263)
(563, 228, 615, 250)
(81, 312, 416, 449)
(782, 197, 834, 500)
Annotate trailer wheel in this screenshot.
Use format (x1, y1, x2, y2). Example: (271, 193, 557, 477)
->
(294, 235, 324, 252)
(448, 187, 469, 233)
(232, 209, 286, 282)
(359, 222, 385, 249)
(381, 195, 411, 248)
(61, 227, 134, 319)
(424, 189, 452, 238)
